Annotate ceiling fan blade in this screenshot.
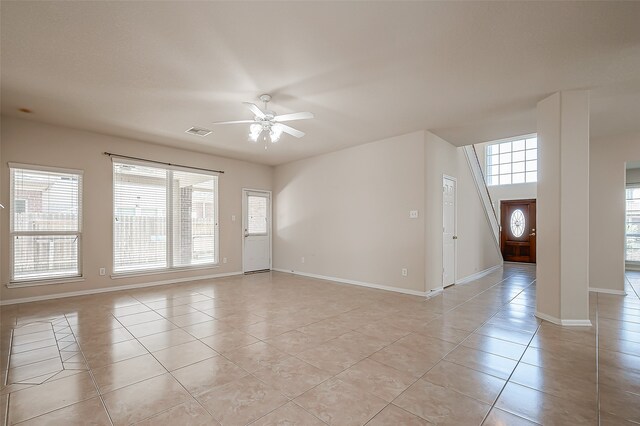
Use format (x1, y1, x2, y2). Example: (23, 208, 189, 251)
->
(211, 120, 255, 125)
(243, 102, 266, 119)
(278, 123, 305, 138)
(274, 111, 314, 122)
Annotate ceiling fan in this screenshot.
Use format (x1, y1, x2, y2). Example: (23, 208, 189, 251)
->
(212, 94, 314, 143)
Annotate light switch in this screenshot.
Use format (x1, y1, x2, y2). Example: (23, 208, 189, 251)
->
(231, 215, 236, 221)
(409, 210, 419, 219)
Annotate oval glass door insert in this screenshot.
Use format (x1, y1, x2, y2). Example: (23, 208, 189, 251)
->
(510, 209, 525, 237)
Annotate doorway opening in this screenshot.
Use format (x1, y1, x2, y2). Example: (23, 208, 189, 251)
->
(500, 199, 536, 263)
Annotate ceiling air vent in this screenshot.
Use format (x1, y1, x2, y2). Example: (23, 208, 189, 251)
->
(185, 126, 212, 137)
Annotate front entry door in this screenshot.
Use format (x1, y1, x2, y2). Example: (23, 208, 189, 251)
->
(500, 199, 536, 263)
(242, 189, 271, 273)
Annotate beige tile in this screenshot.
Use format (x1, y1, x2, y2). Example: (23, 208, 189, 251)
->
(135, 399, 218, 425)
(182, 319, 236, 339)
(295, 378, 387, 426)
(83, 339, 148, 369)
(370, 341, 442, 378)
(92, 353, 166, 394)
(253, 356, 332, 398)
(137, 328, 196, 352)
(153, 340, 217, 371)
(413, 322, 470, 344)
(266, 330, 329, 355)
(495, 382, 597, 425)
(394, 379, 490, 425)
(296, 341, 366, 375)
(16, 397, 111, 426)
(167, 311, 214, 327)
(461, 332, 527, 360)
(483, 408, 539, 426)
(367, 404, 429, 426)
(172, 356, 248, 396)
(510, 362, 597, 404)
(196, 375, 288, 425)
(8, 371, 98, 424)
(7, 357, 63, 384)
(125, 318, 178, 338)
(251, 402, 325, 426)
(600, 410, 638, 425)
(116, 310, 164, 327)
(241, 321, 292, 340)
(336, 358, 416, 402)
(200, 329, 259, 353)
(223, 341, 289, 372)
(422, 360, 505, 405)
(76, 327, 134, 348)
(102, 373, 192, 426)
(599, 385, 640, 423)
(7, 345, 60, 368)
(444, 346, 517, 380)
(154, 304, 197, 318)
(331, 331, 389, 358)
(395, 333, 457, 357)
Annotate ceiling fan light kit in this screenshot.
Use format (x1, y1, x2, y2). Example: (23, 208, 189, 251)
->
(207, 94, 314, 145)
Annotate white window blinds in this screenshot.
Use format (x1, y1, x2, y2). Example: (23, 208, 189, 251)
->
(113, 160, 218, 273)
(626, 186, 640, 263)
(10, 164, 83, 283)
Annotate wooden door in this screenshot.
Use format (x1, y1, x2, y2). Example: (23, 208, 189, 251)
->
(500, 199, 536, 263)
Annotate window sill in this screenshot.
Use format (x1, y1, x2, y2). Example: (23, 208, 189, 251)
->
(7, 277, 85, 289)
(111, 264, 219, 279)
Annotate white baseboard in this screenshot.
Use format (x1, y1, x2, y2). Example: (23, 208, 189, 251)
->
(426, 288, 443, 299)
(0, 272, 243, 306)
(589, 287, 627, 296)
(455, 264, 502, 285)
(536, 311, 593, 327)
(271, 268, 428, 297)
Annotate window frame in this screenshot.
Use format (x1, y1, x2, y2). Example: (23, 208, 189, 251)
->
(485, 134, 538, 186)
(8, 162, 84, 287)
(111, 158, 220, 277)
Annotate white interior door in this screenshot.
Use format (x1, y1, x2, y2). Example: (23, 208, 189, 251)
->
(442, 176, 456, 287)
(242, 189, 271, 273)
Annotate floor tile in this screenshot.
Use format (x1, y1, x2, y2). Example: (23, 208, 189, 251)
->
(422, 359, 505, 405)
(370, 341, 442, 378)
(444, 346, 518, 380)
(251, 402, 325, 426)
(137, 328, 196, 352)
(483, 408, 539, 425)
(335, 358, 416, 402)
(135, 399, 218, 425)
(200, 329, 259, 353)
(152, 340, 217, 371)
(102, 373, 192, 426)
(494, 382, 597, 425)
(295, 378, 387, 426)
(7, 371, 98, 424)
(91, 353, 166, 394)
(171, 356, 248, 396)
(461, 332, 527, 360)
(252, 356, 332, 398)
(82, 339, 148, 369)
(15, 397, 111, 426)
(393, 379, 490, 425)
(196, 375, 288, 425)
(367, 404, 430, 426)
(223, 341, 289, 372)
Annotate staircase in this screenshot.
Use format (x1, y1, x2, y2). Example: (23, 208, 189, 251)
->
(463, 145, 502, 253)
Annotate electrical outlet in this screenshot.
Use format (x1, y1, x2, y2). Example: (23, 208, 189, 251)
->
(99, 268, 106, 276)
(231, 215, 236, 222)
(402, 268, 408, 277)
(301, 257, 305, 264)
(409, 210, 419, 219)
(223, 257, 228, 264)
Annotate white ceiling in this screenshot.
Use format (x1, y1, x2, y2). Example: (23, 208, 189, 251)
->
(2, 1, 640, 166)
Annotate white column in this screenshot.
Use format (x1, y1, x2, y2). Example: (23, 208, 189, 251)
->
(536, 90, 591, 326)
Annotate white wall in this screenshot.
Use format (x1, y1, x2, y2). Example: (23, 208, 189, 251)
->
(0, 117, 273, 303)
(476, 141, 537, 223)
(274, 132, 427, 293)
(273, 130, 501, 295)
(590, 132, 640, 290)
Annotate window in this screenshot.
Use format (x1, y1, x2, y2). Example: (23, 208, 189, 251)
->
(486, 136, 537, 186)
(113, 160, 218, 274)
(247, 195, 268, 235)
(10, 164, 83, 283)
(626, 186, 640, 263)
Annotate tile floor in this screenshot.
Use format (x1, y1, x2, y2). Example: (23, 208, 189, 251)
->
(1, 264, 639, 425)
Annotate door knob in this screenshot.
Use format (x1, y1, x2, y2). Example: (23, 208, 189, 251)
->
(452, 235, 458, 240)
(529, 233, 536, 237)
(244, 229, 249, 237)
